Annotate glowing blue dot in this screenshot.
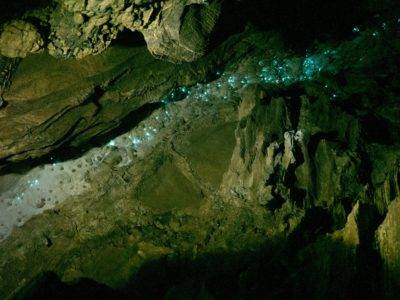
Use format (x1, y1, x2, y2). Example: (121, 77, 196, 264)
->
(352, 26, 360, 33)
(107, 140, 116, 147)
(302, 55, 324, 80)
(179, 86, 189, 94)
(130, 136, 141, 146)
(227, 76, 237, 87)
(28, 179, 40, 188)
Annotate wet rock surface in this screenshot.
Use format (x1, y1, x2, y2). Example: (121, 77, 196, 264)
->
(0, 21, 44, 58)
(0, 31, 257, 167)
(0, 0, 220, 61)
(0, 1, 400, 299)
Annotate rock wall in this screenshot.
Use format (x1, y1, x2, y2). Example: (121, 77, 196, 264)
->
(0, 1, 399, 298)
(0, 29, 254, 167)
(0, 0, 221, 61)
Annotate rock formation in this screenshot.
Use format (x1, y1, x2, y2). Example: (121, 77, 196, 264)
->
(0, 21, 44, 58)
(0, 1, 399, 299)
(0, 30, 257, 166)
(0, 0, 220, 61)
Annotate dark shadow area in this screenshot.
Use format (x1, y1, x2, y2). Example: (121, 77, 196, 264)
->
(13, 237, 390, 300)
(111, 29, 147, 48)
(361, 113, 395, 145)
(266, 192, 286, 211)
(0, 99, 8, 109)
(288, 206, 334, 249)
(357, 146, 374, 185)
(0, 0, 54, 25)
(210, 0, 376, 53)
(14, 272, 122, 300)
(350, 203, 385, 299)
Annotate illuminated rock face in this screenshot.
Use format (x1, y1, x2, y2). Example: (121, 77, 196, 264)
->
(0, 21, 44, 58)
(0, 30, 339, 167)
(140, 0, 221, 62)
(0, 21, 399, 298)
(0, 80, 237, 240)
(0, 2, 400, 298)
(377, 197, 400, 298)
(0, 29, 256, 166)
(0, 0, 220, 61)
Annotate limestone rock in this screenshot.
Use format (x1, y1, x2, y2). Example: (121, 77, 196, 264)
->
(333, 202, 360, 246)
(0, 23, 399, 298)
(376, 197, 400, 297)
(0, 30, 261, 167)
(0, 1, 220, 62)
(0, 56, 19, 106)
(0, 66, 239, 298)
(141, 0, 221, 62)
(45, 0, 220, 61)
(0, 21, 44, 58)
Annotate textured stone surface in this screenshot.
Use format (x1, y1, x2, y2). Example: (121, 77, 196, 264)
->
(377, 197, 400, 298)
(0, 30, 258, 167)
(0, 77, 240, 297)
(0, 0, 220, 62)
(141, 0, 221, 62)
(0, 21, 44, 58)
(0, 56, 19, 107)
(0, 17, 400, 299)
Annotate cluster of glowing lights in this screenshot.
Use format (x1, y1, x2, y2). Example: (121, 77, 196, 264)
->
(1, 16, 399, 240)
